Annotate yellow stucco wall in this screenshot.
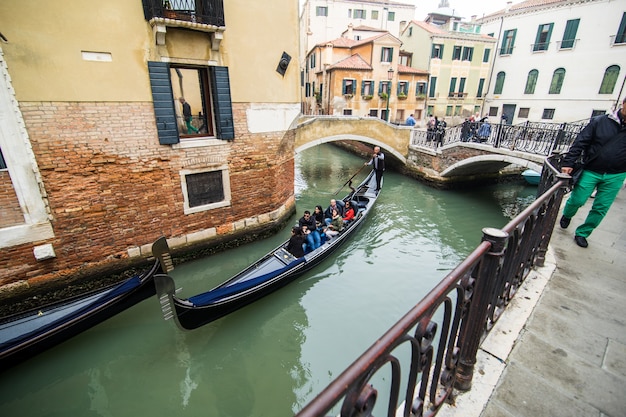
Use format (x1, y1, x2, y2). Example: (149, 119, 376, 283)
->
(0, 0, 300, 104)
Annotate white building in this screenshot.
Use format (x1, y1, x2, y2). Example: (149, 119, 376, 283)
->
(478, 0, 626, 124)
(300, 0, 416, 65)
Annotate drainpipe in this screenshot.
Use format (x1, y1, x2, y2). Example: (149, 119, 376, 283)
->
(481, 13, 505, 118)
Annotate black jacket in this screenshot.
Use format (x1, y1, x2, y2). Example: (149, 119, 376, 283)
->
(563, 109, 626, 174)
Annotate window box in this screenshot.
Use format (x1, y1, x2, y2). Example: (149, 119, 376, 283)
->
(344, 94, 354, 100)
(415, 94, 426, 100)
(379, 92, 388, 100)
(362, 95, 373, 100)
(397, 93, 407, 100)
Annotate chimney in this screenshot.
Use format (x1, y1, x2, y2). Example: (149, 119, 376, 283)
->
(347, 23, 353, 39)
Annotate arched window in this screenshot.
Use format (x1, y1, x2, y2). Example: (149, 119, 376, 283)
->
(494, 71, 505, 94)
(524, 69, 538, 94)
(549, 68, 566, 94)
(599, 65, 620, 94)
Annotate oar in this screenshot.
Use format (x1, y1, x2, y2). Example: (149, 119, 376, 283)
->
(333, 164, 366, 195)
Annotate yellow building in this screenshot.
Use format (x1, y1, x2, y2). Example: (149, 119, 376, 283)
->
(0, 0, 300, 293)
(303, 32, 429, 124)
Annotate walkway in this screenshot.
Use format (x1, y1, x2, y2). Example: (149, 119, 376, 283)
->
(441, 185, 626, 417)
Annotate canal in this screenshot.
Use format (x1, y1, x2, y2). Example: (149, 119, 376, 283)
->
(0, 143, 537, 416)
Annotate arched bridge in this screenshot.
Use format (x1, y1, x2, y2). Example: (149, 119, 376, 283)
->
(294, 116, 585, 181)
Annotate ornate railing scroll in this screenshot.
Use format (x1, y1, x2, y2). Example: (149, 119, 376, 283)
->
(297, 156, 571, 416)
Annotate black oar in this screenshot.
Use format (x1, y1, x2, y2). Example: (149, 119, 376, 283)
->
(333, 164, 366, 195)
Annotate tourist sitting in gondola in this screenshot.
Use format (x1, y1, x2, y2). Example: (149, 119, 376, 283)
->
(343, 201, 355, 224)
(324, 199, 344, 226)
(286, 226, 305, 258)
(325, 209, 343, 238)
(298, 210, 320, 252)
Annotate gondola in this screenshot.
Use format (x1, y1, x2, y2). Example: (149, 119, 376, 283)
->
(0, 237, 172, 370)
(154, 169, 382, 330)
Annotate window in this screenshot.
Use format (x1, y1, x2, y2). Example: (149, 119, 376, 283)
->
(560, 19, 579, 49)
(483, 48, 490, 62)
(459, 78, 466, 93)
(388, 11, 395, 21)
(591, 109, 606, 118)
(343, 109, 353, 115)
(477, 78, 485, 97)
(449, 77, 457, 94)
(316, 6, 328, 16)
(369, 109, 378, 117)
(549, 68, 565, 94)
(148, 62, 234, 145)
(0, 147, 6, 170)
(379, 81, 391, 95)
(446, 105, 453, 116)
(371, 10, 379, 20)
(454, 105, 461, 116)
(428, 77, 437, 97)
(494, 71, 505, 94)
(342, 78, 356, 95)
(489, 107, 498, 116)
(398, 81, 409, 96)
(599, 65, 620, 94)
(431, 44, 444, 59)
(347, 9, 352, 18)
(361, 80, 375, 96)
(533, 23, 553, 51)
(427, 105, 434, 115)
(542, 109, 555, 119)
(500, 29, 517, 55)
(524, 69, 538, 94)
(462, 47, 474, 61)
(399, 54, 410, 66)
(615, 12, 626, 44)
(381, 47, 393, 63)
(182, 167, 231, 214)
(354, 9, 366, 19)
(305, 82, 311, 97)
(452, 46, 462, 60)
(408, 27, 412, 36)
(416, 82, 427, 96)
(310, 53, 316, 69)
(518, 108, 530, 118)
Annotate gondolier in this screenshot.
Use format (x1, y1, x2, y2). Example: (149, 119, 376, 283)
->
(365, 146, 385, 192)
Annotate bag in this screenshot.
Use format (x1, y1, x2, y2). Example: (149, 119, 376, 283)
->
(570, 157, 585, 186)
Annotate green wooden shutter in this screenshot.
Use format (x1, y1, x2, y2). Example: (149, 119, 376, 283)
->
(342, 79, 347, 94)
(210, 66, 234, 140)
(449, 78, 457, 94)
(561, 19, 580, 48)
(148, 61, 179, 145)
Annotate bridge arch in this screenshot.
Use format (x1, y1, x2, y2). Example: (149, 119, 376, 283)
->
(295, 133, 407, 164)
(440, 154, 543, 177)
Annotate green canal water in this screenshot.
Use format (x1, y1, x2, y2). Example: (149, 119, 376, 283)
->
(0, 143, 536, 416)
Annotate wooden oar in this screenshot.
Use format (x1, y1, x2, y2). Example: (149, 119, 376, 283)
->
(333, 164, 366, 195)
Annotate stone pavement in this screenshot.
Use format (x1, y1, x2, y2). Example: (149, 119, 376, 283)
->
(440, 184, 626, 417)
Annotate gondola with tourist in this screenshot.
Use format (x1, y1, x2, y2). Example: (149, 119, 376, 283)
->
(0, 237, 172, 370)
(154, 169, 382, 330)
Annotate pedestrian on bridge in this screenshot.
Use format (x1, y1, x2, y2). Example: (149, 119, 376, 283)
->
(559, 96, 626, 248)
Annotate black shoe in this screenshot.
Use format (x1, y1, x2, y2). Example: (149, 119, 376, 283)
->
(574, 235, 588, 248)
(559, 216, 571, 229)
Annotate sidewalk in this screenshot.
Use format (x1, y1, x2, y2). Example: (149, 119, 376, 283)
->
(441, 185, 626, 417)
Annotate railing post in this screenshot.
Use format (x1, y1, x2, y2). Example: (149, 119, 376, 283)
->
(455, 227, 509, 391)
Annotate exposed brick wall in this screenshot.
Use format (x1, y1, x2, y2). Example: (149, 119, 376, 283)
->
(0, 171, 23, 227)
(0, 101, 295, 289)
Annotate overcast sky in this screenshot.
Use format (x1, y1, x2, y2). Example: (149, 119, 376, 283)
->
(411, 0, 514, 21)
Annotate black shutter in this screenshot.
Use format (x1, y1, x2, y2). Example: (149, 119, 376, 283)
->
(210, 66, 235, 140)
(148, 62, 179, 145)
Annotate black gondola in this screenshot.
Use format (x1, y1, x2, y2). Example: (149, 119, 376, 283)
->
(154, 169, 382, 330)
(0, 237, 172, 370)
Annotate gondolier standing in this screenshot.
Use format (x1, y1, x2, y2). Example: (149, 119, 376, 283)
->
(365, 146, 385, 192)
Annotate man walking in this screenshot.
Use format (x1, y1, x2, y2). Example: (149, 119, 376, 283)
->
(178, 97, 199, 134)
(405, 114, 416, 127)
(559, 97, 626, 247)
(365, 146, 385, 192)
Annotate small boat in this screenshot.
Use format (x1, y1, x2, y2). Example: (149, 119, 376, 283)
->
(522, 169, 541, 185)
(0, 237, 172, 370)
(154, 169, 381, 330)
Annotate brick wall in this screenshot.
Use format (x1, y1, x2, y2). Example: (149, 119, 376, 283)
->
(0, 101, 295, 289)
(0, 171, 23, 227)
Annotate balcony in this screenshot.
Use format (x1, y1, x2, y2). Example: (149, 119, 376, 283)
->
(142, 0, 225, 27)
(448, 92, 467, 99)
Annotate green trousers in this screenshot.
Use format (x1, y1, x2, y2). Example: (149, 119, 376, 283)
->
(563, 170, 626, 238)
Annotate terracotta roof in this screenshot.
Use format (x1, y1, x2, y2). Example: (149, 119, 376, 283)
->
(314, 37, 358, 49)
(327, 54, 372, 71)
(352, 32, 402, 47)
(397, 64, 429, 75)
(408, 20, 447, 35)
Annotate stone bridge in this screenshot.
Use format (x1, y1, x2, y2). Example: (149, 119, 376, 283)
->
(294, 116, 547, 183)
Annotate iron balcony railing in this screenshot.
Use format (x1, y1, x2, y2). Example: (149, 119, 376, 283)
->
(142, 0, 225, 26)
(411, 119, 588, 156)
(297, 154, 572, 416)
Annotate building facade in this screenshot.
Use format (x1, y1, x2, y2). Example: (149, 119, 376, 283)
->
(303, 33, 429, 124)
(399, 19, 497, 125)
(0, 0, 300, 292)
(478, 0, 626, 124)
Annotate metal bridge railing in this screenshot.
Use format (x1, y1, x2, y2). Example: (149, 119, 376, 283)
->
(296, 155, 572, 417)
(411, 120, 588, 156)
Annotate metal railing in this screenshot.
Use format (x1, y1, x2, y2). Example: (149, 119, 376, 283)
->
(411, 120, 588, 156)
(142, 0, 225, 26)
(296, 155, 572, 416)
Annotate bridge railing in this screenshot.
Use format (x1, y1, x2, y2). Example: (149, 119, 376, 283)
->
(296, 155, 571, 417)
(410, 120, 588, 156)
